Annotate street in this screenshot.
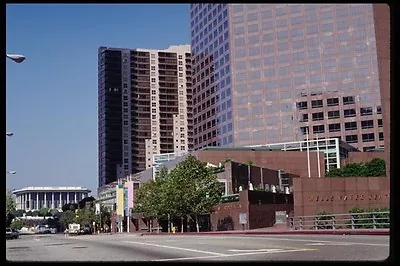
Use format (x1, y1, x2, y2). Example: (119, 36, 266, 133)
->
(6, 233, 390, 261)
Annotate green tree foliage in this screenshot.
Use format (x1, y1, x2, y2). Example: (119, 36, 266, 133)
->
(6, 191, 16, 227)
(10, 219, 25, 230)
(31, 210, 40, 217)
(14, 209, 26, 217)
(60, 210, 76, 227)
(325, 158, 386, 177)
(76, 207, 96, 227)
(61, 203, 79, 212)
(134, 155, 223, 232)
(39, 208, 51, 217)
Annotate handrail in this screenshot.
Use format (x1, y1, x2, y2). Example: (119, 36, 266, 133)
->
(289, 211, 389, 230)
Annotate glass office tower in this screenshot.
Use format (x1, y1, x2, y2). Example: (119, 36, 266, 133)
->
(190, 4, 384, 152)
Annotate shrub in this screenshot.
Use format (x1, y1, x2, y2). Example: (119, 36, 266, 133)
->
(325, 158, 386, 177)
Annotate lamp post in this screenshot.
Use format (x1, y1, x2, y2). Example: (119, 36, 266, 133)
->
(6, 132, 14, 137)
(6, 171, 16, 175)
(6, 53, 26, 63)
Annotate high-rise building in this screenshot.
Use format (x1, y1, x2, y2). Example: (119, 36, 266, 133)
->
(190, 4, 387, 153)
(98, 45, 193, 188)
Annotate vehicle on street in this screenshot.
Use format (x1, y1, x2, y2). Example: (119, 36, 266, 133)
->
(68, 223, 81, 235)
(6, 228, 19, 239)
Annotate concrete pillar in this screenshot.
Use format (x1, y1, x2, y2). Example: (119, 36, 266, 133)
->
(44, 193, 47, 209)
(28, 193, 31, 211)
(52, 192, 55, 209)
(59, 192, 62, 208)
(36, 193, 39, 210)
(74, 192, 77, 203)
(67, 192, 70, 204)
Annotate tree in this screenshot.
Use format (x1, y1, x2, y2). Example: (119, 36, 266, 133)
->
(39, 207, 50, 218)
(191, 172, 223, 232)
(325, 158, 386, 177)
(6, 191, 16, 227)
(14, 209, 26, 217)
(364, 158, 386, 176)
(168, 155, 223, 232)
(10, 219, 25, 230)
(60, 210, 76, 227)
(135, 155, 224, 233)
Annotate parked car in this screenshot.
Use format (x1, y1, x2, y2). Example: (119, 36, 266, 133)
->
(81, 227, 92, 235)
(6, 228, 19, 239)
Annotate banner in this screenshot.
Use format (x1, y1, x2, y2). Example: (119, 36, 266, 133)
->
(116, 184, 124, 216)
(95, 203, 100, 215)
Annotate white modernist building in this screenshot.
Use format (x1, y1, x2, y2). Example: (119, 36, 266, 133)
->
(12, 186, 91, 211)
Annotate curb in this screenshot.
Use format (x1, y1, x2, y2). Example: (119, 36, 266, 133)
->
(134, 229, 389, 236)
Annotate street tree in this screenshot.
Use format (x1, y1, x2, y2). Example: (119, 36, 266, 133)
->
(10, 219, 25, 230)
(6, 191, 16, 227)
(167, 155, 223, 232)
(14, 209, 26, 217)
(60, 210, 76, 227)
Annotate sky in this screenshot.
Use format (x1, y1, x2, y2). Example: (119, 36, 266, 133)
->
(6, 4, 190, 194)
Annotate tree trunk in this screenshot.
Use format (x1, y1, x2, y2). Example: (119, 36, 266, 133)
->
(181, 216, 184, 233)
(167, 214, 170, 233)
(149, 219, 152, 233)
(260, 169, 264, 190)
(195, 215, 200, 233)
(187, 215, 191, 232)
(157, 219, 160, 233)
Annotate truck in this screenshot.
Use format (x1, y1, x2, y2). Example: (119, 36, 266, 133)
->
(68, 223, 81, 235)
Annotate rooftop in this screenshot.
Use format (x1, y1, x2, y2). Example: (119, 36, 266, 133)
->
(12, 186, 91, 194)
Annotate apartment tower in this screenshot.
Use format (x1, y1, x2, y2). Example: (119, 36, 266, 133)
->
(98, 45, 193, 187)
(190, 4, 387, 153)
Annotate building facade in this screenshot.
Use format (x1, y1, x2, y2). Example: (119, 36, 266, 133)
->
(190, 4, 386, 152)
(12, 187, 91, 211)
(98, 45, 193, 188)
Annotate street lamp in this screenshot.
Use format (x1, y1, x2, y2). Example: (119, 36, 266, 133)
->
(6, 171, 16, 175)
(6, 53, 26, 63)
(6, 132, 14, 137)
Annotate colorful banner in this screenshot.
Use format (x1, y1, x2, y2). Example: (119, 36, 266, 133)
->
(124, 183, 128, 216)
(116, 184, 124, 216)
(127, 181, 134, 209)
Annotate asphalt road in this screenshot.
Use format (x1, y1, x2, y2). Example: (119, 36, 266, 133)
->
(6, 233, 390, 262)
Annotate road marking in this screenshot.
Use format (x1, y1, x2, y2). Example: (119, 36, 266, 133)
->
(124, 241, 225, 256)
(152, 248, 315, 261)
(228, 248, 283, 252)
(191, 235, 389, 247)
(305, 242, 352, 246)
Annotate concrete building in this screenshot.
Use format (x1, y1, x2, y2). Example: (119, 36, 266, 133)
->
(98, 45, 193, 188)
(190, 4, 387, 152)
(12, 187, 91, 211)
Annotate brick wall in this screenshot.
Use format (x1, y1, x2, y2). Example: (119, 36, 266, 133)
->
(293, 177, 390, 217)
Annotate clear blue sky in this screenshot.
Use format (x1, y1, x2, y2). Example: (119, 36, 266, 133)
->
(6, 4, 190, 194)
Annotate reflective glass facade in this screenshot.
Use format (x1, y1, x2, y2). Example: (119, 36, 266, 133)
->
(190, 4, 384, 151)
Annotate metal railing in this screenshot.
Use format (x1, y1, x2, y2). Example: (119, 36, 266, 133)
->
(289, 211, 390, 230)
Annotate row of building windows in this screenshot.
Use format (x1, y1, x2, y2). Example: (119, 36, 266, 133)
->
(299, 109, 382, 122)
(297, 97, 381, 111)
(300, 124, 383, 140)
(312, 119, 382, 132)
(232, 17, 372, 40)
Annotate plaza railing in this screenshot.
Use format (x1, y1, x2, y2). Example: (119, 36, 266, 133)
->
(289, 211, 390, 230)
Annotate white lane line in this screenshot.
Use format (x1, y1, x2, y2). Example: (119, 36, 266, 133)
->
(152, 248, 313, 261)
(305, 243, 352, 246)
(190, 236, 389, 247)
(124, 241, 225, 256)
(228, 249, 283, 252)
